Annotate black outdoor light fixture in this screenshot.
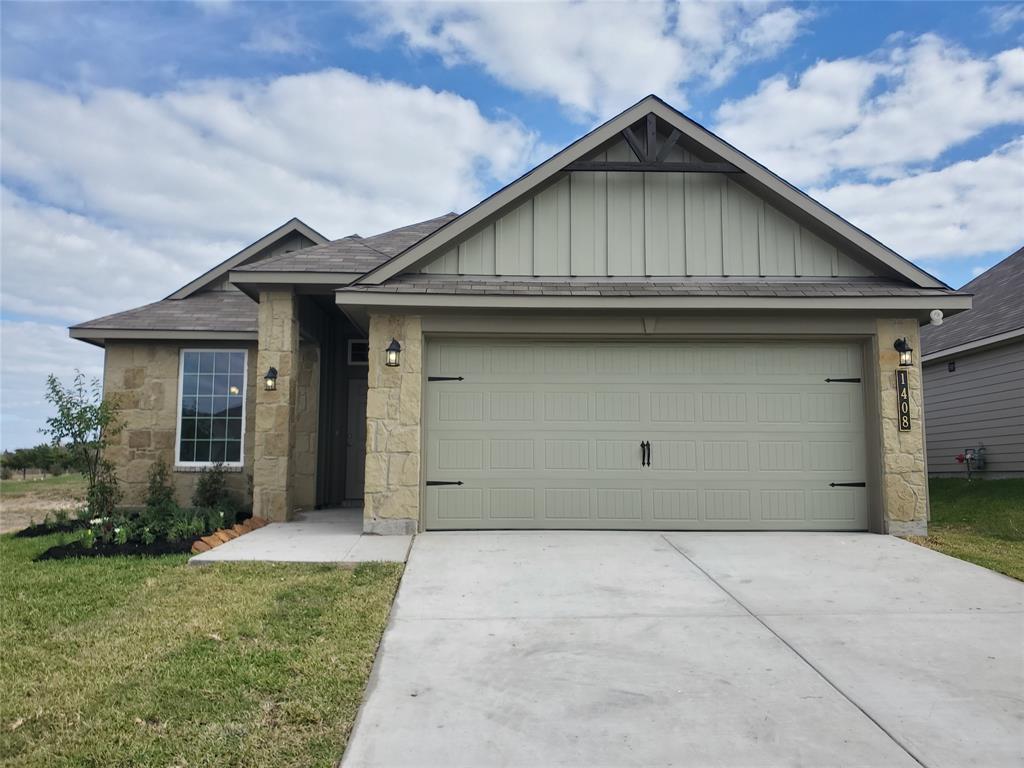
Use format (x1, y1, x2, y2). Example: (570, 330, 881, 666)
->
(263, 366, 278, 391)
(893, 338, 913, 367)
(385, 338, 402, 367)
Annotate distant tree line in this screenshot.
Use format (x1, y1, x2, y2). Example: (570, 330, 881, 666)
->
(1, 444, 77, 480)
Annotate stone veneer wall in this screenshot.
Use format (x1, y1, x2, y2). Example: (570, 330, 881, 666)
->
(103, 341, 257, 505)
(876, 318, 929, 536)
(252, 290, 299, 521)
(363, 314, 422, 535)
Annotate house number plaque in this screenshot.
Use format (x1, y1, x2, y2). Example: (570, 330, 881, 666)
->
(895, 369, 911, 432)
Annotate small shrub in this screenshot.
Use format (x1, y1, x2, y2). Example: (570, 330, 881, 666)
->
(86, 460, 122, 519)
(0, 466, 11, 480)
(146, 458, 176, 509)
(192, 463, 238, 526)
(48, 463, 65, 477)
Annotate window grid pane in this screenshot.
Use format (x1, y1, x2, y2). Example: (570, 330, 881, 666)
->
(179, 351, 245, 464)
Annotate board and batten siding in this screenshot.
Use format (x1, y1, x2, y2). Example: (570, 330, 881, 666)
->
(923, 341, 1024, 477)
(420, 139, 873, 278)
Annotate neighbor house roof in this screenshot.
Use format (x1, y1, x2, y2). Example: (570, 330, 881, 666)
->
(356, 95, 948, 290)
(235, 213, 457, 274)
(921, 246, 1024, 360)
(69, 292, 257, 345)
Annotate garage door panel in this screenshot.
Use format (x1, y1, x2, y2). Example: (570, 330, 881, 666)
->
(425, 340, 868, 530)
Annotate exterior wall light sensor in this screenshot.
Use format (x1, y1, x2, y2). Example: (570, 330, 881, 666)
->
(385, 338, 402, 368)
(893, 338, 913, 367)
(264, 366, 278, 391)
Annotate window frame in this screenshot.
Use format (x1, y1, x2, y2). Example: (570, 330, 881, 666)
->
(174, 348, 249, 469)
(347, 338, 369, 366)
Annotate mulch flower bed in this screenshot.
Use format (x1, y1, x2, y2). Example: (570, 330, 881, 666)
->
(32, 515, 269, 562)
(35, 540, 194, 561)
(15, 519, 91, 538)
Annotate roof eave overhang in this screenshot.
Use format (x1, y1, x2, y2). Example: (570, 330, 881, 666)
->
(922, 326, 1024, 363)
(358, 96, 947, 290)
(336, 291, 971, 319)
(69, 328, 258, 345)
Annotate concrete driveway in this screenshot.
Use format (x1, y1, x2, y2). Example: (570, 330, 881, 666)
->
(343, 533, 1024, 768)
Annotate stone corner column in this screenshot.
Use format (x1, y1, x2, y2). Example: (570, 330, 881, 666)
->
(252, 289, 299, 522)
(876, 318, 928, 537)
(363, 313, 422, 535)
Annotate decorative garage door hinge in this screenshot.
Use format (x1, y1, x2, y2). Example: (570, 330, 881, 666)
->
(426, 480, 464, 487)
(829, 482, 867, 487)
(427, 376, 464, 382)
(824, 378, 861, 383)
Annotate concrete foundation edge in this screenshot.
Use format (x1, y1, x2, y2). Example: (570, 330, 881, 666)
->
(364, 517, 417, 536)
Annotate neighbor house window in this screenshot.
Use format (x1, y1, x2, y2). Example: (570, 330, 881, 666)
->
(348, 339, 369, 365)
(177, 350, 247, 466)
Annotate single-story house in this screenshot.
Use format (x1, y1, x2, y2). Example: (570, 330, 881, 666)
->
(921, 247, 1023, 478)
(70, 95, 970, 537)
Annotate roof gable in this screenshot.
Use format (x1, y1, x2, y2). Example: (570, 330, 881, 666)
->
(168, 218, 328, 299)
(358, 95, 946, 289)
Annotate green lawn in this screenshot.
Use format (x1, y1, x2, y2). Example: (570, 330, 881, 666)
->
(914, 478, 1024, 581)
(0, 473, 88, 501)
(0, 534, 402, 767)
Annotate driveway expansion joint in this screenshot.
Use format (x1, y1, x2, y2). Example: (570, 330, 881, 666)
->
(660, 534, 932, 768)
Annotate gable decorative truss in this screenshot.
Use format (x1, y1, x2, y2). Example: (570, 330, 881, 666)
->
(357, 96, 947, 289)
(168, 218, 328, 300)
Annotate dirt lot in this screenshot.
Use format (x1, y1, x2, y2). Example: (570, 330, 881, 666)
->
(0, 474, 87, 533)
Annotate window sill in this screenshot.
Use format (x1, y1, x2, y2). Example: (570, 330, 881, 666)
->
(174, 464, 245, 474)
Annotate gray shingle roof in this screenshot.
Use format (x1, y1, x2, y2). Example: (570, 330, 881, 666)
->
(239, 213, 457, 274)
(71, 291, 257, 333)
(338, 275, 960, 298)
(921, 247, 1023, 355)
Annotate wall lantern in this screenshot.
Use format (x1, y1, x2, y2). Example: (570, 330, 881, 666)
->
(263, 366, 278, 391)
(893, 338, 913, 367)
(385, 338, 402, 368)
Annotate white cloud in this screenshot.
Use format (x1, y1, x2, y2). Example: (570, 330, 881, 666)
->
(986, 4, 1024, 34)
(0, 70, 540, 447)
(813, 137, 1024, 261)
(715, 35, 1024, 186)
(241, 20, 313, 56)
(366, 1, 812, 119)
(971, 265, 988, 277)
(0, 320, 104, 451)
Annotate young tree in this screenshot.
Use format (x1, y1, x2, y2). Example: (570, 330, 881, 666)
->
(41, 371, 123, 514)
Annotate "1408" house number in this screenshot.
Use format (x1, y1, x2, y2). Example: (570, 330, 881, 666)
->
(896, 369, 911, 432)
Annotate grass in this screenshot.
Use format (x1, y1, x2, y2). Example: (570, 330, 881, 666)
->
(0, 533, 403, 767)
(912, 478, 1024, 581)
(0, 473, 88, 501)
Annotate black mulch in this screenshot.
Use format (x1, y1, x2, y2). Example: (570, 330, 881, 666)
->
(35, 540, 194, 561)
(14, 519, 90, 538)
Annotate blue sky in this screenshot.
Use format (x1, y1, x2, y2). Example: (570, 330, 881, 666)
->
(1, 1, 1023, 449)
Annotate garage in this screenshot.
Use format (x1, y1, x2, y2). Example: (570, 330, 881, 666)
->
(423, 338, 869, 531)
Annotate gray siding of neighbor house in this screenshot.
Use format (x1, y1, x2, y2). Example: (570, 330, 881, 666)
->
(923, 341, 1024, 477)
(420, 138, 874, 278)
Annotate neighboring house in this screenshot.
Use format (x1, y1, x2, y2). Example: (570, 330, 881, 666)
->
(921, 248, 1024, 478)
(70, 95, 970, 537)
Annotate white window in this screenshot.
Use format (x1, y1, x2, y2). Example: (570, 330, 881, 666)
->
(176, 349, 247, 467)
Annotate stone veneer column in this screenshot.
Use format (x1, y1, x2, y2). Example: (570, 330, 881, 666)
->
(252, 289, 299, 522)
(876, 318, 928, 536)
(363, 313, 422, 535)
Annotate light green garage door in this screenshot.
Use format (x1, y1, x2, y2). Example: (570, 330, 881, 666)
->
(423, 339, 868, 531)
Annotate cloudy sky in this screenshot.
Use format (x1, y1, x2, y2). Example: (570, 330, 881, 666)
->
(1, 1, 1023, 449)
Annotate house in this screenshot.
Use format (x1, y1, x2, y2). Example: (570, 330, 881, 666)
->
(70, 95, 970, 537)
(921, 248, 1024, 478)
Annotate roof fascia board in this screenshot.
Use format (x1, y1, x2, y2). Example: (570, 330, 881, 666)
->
(229, 270, 362, 286)
(335, 291, 972, 313)
(922, 326, 1024, 362)
(69, 329, 258, 342)
(169, 219, 329, 300)
(361, 96, 945, 290)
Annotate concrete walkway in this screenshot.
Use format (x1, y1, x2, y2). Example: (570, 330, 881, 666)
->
(343, 531, 1024, 768)
(189, 509, 410, 564)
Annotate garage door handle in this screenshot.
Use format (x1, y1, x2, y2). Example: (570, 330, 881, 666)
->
(829, 482, 866, 487)
(640, 441, 650, 467)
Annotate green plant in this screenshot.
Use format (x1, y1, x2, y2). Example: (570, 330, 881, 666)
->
(41, 371, 123, 517)
(192, 463, 238, 526)
(146, 458, 175, 509)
